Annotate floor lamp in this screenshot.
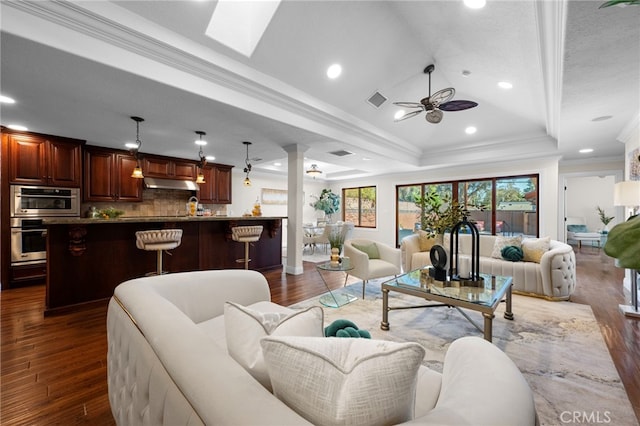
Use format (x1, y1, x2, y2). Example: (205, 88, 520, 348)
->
(613, 181, 640, 319)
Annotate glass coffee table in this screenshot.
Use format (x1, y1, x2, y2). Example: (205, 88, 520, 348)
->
(381, 268, 513, 342)
(316, 260, 357, 308)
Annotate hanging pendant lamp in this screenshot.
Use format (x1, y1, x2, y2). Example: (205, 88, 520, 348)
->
(195, 131, 207, 184)
(242, 141, 252, 186)
(306, 164, 323, 177)
(130, 116, 145, 179)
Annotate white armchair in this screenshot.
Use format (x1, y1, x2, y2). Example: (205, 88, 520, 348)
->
(344, 238, 402, 298)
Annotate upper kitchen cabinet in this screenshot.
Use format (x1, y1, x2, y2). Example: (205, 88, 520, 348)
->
(198, 164, 233, 204)
(83, 146, 142, 202)
(6, 131, 83, 187)
(142, 155, 197, 180)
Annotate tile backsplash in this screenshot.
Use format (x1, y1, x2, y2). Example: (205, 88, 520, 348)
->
(80, 189, 227, 218)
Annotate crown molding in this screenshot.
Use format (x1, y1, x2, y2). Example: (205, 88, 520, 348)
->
(617, 113, 640, 144)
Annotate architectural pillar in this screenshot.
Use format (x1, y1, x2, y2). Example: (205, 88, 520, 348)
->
(283, 144, 308, 275)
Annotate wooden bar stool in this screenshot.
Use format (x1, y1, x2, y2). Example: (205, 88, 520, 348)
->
(231, 225, 263, 269)
(135, 229, 183, 276)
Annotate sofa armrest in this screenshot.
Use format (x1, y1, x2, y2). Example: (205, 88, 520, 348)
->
(401, 234, 421, 272)
(539, 242, 576, 300)
(409, 337, 536, 425)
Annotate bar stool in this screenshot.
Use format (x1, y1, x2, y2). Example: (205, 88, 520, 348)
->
(231, 225, 263, 269)
(135, 229, 183, 276)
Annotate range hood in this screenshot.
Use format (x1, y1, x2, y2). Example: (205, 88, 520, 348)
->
(144, 177, 198, 191)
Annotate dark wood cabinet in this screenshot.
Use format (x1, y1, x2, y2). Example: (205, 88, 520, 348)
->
(83, 146, 142, 202)
(7, 132, 82, 187)
(198, 164, 233, 204)
(142, 156, 197, 180)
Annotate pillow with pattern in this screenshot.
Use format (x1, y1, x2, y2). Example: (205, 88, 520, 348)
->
(490, 235, 523, 259)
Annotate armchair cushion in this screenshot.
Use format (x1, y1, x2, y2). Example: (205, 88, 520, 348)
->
(352, 242, 380, 259)
(567, 224, 588, 233)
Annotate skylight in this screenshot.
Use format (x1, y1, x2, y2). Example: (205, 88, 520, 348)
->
(206, 0, 281, 58)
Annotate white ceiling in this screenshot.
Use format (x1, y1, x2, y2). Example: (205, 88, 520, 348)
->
(1, 0, 638, 181)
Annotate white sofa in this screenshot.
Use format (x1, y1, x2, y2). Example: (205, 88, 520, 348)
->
(401, 233, 576, 301)
(107, 269, 537, 425)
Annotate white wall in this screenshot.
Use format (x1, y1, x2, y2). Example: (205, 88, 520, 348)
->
(565, 175, 617, 232)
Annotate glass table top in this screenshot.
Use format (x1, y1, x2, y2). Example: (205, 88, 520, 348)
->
(383, 267, 512, 308)
(316, 259, 353, 272)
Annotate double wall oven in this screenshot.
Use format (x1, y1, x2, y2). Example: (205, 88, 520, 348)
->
(10, 185, 80, 266)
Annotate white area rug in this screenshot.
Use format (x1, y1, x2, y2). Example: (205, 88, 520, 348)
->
(292, 280, 638, 426)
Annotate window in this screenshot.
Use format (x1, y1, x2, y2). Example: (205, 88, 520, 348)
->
(396, 174, 538, 245)
(343, 186, 376, 227)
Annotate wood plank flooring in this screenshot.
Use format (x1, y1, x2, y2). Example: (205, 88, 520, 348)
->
(1, 250, 638, 425)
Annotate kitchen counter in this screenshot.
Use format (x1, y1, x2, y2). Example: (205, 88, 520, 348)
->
(43, 215, 285, 224)
(44, 216, 284, 314)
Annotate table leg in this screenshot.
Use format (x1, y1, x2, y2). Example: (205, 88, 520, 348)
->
(381, 287, 390, 330)
(504, 284, 514, 320)
(483, 312, 495, 342)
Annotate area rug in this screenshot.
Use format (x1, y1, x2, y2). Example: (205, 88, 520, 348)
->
(291, 281, 638, 426)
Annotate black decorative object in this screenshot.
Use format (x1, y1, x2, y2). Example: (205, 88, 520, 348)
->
(449, 215, 484, 287)
(429, 244, 448, 282)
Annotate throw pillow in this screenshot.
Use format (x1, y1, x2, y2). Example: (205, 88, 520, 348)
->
(501, 245, 524, 262)
(417, 230, 437, 252)
(261, 336, 425, 426)
(352, 242, 380, 259)
(324, 319, 371, 338)
(522, 236, 551, 263)
(567, 224, 588, 233)
(224, 302, 324, 391)
(490, 235, 523, 259)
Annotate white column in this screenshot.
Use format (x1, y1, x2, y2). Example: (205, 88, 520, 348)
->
(283, 144, 308, 275)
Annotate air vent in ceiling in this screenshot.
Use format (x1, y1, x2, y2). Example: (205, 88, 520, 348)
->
(367, 91, 387, 108)
(329, 149, 354, 157)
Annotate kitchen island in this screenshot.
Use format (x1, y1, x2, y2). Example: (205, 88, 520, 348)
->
(44, 216, 284, 314)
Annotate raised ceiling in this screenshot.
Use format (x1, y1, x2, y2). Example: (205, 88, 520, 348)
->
(1, 1, 638, 180)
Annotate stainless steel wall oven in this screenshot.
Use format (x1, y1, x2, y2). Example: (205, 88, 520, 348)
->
(9, 185, 80, 266)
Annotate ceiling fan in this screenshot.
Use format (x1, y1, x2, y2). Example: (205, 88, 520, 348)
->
(394, 64, 478, 124)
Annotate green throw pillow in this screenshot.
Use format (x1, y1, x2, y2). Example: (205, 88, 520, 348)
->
(352, 242, 380, 259)
(324, 319, 371, 339)
(501, 245, 524, 262)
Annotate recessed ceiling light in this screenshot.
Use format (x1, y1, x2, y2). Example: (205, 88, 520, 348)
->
(464, 0, 486, 9)
(7, 124, 28, 131)
(0, 95, 16, 104)
(327, 63, 342, 79)
(273, 162, 281, 166)
(465, 126, 477, 134)
(461, 70, 471, 77)
(394, 110, 406, 120)
(124, 142, 138, 149)
(579, 148, 594, 154)
(498, 81, 513, 89)
(591, 115, 612, 122)
(195, 140, 207, 146)
(362, 157, 372, 161)
(205, 155, 216, 161)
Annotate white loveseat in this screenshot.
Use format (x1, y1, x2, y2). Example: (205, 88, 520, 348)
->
(401, 233, 576, 301)
(107, 269, 537, 425)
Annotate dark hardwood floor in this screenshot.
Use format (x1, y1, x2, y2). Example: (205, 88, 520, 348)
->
(1, 250, 638, 425)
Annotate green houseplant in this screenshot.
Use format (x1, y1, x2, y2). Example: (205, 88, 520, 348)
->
(596, 206, 614, 232)
(414, 187, 468, 239)
(604, 214, 640, 269)
(310, 189, 340, 220)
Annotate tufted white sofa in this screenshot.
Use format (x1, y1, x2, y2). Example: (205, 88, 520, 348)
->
(401, 233, 576, 301)
(107, 269, 537, 425)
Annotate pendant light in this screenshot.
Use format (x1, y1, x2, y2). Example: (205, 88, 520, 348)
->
(195, 131, 207, 184)
(130, 116, 145, 179)
(306, 164, 323, 178)
(242, 141, 252, 186)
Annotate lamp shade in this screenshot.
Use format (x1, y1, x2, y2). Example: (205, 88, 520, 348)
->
(613, 181, 640, 207)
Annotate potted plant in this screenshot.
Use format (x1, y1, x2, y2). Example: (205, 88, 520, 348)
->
(310, 189, 340, 222)
(596, 206, 614, 233)
(604, 214, 640, 270)
(414, 187, 468, 240)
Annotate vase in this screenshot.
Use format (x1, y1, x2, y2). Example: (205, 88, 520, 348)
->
(330, 247, 340, 266)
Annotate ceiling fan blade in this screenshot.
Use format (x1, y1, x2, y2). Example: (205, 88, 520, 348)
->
(439, 100, 478, 112)
(429, 88, 455, 106)
(394, 109, 423, 122)
(393, 101, 423, 109)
